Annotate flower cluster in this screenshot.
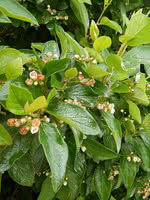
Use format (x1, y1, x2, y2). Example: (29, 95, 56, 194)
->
(127, 152, 141, 163)
(47, 5, 57, 15)
(7, 115, 50, 135)
(137, 179, 150, 199)
(64, 99, 82, 107)
(108, 166, 120, 181)
(78, 72, 96, 87)
(97, 102, 115, 114)
(72, 54, 97, 64)
(25, 71, 45, 86)
(42, 52, 58, 63)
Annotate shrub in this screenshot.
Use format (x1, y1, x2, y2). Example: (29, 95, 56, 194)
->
(1, 0, 150, 199)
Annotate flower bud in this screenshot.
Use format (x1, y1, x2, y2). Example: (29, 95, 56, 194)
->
(7, 118, 15, 126)
(29, 71, 37, 80)
(31, 118, 41, 127)
(37, 74, 45, 81)
(30, 126, 39, 134)
(19, 126, 28, 135)
(25, 79, 33, 86)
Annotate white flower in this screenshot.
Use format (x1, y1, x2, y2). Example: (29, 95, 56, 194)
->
(92, 59, 97, 64)
(30, 126, 39, 134)
(97, 104, 104, 110)
(74, 54, 80, 59)
(81, 146, 86, 152)
(127, 156, 131, 162)
(136, 74, 141, 83)
(29, 71, 37, 80)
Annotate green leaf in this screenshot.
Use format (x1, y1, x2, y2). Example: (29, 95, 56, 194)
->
(0, 48, 28, 75)
(42, 40, 60, 58)
(48, 103, 101, 136)
(55, 25, 68, 58)
(103, 112, 122, 153)
(121, 12, 150, 46)
(56, 160, 82, 200)
(70, 0, 89, 34)
(42, 58, 71, 79)
(128, 88, 149, 105)
(39, 122, 68, 192)
(86, 63, 109, 79)
(143, 113, 150, 125)
(0, 123, 12, 145)
(71, 127, 83, 153)
(37, 177, 55, 200)
(106, 54, 133, 74)
(94, 166, 112, 200)
(65, 84, 98, 108)
(65, 68, 78, 79)
(90, 20, 99, 41)
(47, 88, 57, 105)
(123, 45, 150, 65)
(127, 100, 141, 124)
(135, 73, 146, 92)
(8, 154, 35, 186)
(0, 0, 38, 25)
(31, 43, 44, 52)
(0, 134, 32, 172)
(133, 137, 150, 172)
(6, 84, 33, 115)
(24, 96, 48, 113)
(78, 0, 92, 4)
(83, 139, 119, 160)
(111, 83, 130, 93)
(94, 36, 112, 52)
(120, 145, 136, 189)
(64, 32, 87, 57)
(51, 74, 64, 89)
(5, 57, 23, 80)
(100, 17, 122, 34)
(0, 11, 11, 23)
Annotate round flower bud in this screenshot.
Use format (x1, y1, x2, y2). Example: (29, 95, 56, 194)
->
(81, 146, 86, 152)
(64, 16, 68, 20)
(127, 156, 131, 162)
(78, 75, 84, 81)
(7, 118, 15, 126)
(20, 118, 27, 124)
(31, 118, 41, 127)
(63, 180, 67, 186)
(25, 79, 33, 86)
(37, 74, 45, 81)
(14, 119, 21, 127)
(19, 126, 28, 135)
(30, 126, 39, 134)
(34, 81, 38, 86)
(29, 71, 38, 80)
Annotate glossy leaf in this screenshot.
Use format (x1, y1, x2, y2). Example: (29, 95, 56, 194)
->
(135, 73, 146, 92)
(0, 123, 12, 145)
(94, 36, 112, 52)
(86, 63, 109, 79)
(48, 103, 101, 136)
(133, 137, 150, 172)
(64, 32, 87, 56)
(94, 166, 112, 200)
(120, 146, 136, 189)
(0, 48, 27, 75)
(127, 100, 141, 123)
(5, 57, 23, 80)
(24, 96, 48, 113)
(83, 139, 119, 160)
(70, 0, 89, 34)
(65, 68, 78, 79)
(128, 88, 149, 105)
(47, 88, 57, 105)
(90, 20, 99, 41)
(65, 84, 98, 108)
(100, 17, 122, 33)
(39, 122, 68, 192)
(38, 177, 55, 200)
(0, 11, 11, 23)
(103, 112, 122, 153)
(0, 0, 38, 25)
(42, 58, 71, 79)
(0, 134, 32, 172)
(6, 84, 33, 115)
(42, 40, 60, 58)
(120, 12, 150, 46)
(8, 154, 34, 186)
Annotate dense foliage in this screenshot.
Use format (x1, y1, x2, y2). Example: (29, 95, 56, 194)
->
(1, 0, 150, 199)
